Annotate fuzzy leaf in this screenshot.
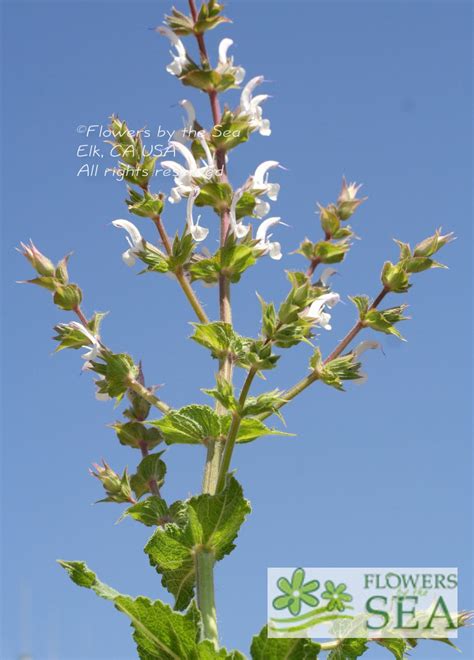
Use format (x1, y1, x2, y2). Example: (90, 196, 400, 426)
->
(130, 453, 167, 499)
(151, 405, 221, 445)
(327, 639, 368, 659)
(123, 498, 185, 528)
(222, 416, 294, 444)
(60, 561, 241, 659)
(144, 476, 250, 610)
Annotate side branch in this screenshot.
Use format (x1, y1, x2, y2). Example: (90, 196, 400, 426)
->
(152, 215, 210, 324)
(261, 287, 389, 419)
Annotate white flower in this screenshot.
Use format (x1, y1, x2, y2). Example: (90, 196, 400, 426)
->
(353, 340, 380, 358)
(186, 188, 209, 242)
(112, 219, 144, 266)
(69, 321, 101, 369)
(255, 217, 282, 260)
(216, 38, 245, 84)
(246, 160, 281, 216)
(338, 178, 363, 203)
(229, 188, 249, 238)
(301, 292, 341, 331)
(238, 76, 271, 136)
(162, 137, 218, 204)
(174, 99, 196, 144)
(319, 267, 338, 286)
(156, 26, 188, 77)
(352, 340, 380, 385)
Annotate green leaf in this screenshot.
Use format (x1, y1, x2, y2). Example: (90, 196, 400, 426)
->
(58, 560, 121, 600)
(349, 295, 370, 319)
(123, 497, 185, 528)
(126, 189, 164, 218)
(191, 322, 251, 364)
(112, 421, 162, 450)
(131, 453, 167, 499)
(327, 638, 368, 659)
(190, 241, 259, 285)
(168, 232, 195, 271)
(144, 476, 251, 610)
(363, 307, 409, 340)
(151, 405, 221, 445)
(251, 626, 321, 659)
(59, 561, 243, 659)
(92, 351, 139, 399)
(210, 112, 252, 152)
(195, 182, 232, 213)
(241, 389, 285, 418)
(222, 416, 294, 444)
(137, 242, 169, 274)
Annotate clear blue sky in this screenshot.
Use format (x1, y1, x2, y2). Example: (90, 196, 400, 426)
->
(2, 1, 472, 659)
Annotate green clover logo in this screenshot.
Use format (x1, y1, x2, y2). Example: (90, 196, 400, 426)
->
(321, 580, 353, 612)
(272, 568, 320, 616)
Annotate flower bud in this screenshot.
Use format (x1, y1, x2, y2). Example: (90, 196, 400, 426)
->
(318, 204, 340, 237)
(414, 229, 454, 258)
(53, 284, 83, 310)
(381, 261, 410, 293)
(90, 460, 134, 504)
(19, 241, 56, 277)
(336, 178, 366, 220)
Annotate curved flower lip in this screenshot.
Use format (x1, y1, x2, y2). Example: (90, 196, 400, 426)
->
(68, 321, 101, 369)
(216, 38, 245, 85)
(240, 75, 265, 111)
(229, 187, 249, 238)
(255, 217, 285, 261)
(112, 219, 144, 267)
(301, 292, 341, 330)
(186, 188, 209, 242)
(238, 76, 271, 136)
(162, 137, 218, 204)
(156, 26, 187, 76)
(218, 37, 234, 64)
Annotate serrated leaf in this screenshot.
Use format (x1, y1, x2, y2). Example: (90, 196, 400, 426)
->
(131, 453, 167, 499)
(59, 561, 221, 659)
(151, 405, 221, 445)
(112, 421, 162, 450)
(123, 496, 169, 527)
(144, 476, 251, 610)
(251, 626, 321, 659)
(222, 416, 294, 444)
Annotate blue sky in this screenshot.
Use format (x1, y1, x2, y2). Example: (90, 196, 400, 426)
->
(1, 1, 472, 658)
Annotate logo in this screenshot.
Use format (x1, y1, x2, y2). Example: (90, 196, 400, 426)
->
(268, 568, 458, 639)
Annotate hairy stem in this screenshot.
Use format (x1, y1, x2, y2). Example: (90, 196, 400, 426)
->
(194, 549, 218, 646)
(127, 378, 171, 415)
(152, 215, 209, 324)
(215, 367, 257, 493)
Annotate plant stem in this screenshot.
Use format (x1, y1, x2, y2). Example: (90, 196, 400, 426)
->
(215, 367, 257, 493)
(186, 3, 233, 643)
(194, 548, 218, 646)
(152, 215, 210, 324)
(127, 378, 171, 415)
(259, 287, 389, 420)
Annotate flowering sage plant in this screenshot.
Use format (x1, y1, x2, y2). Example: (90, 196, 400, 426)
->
(19, 1, 470, 658)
